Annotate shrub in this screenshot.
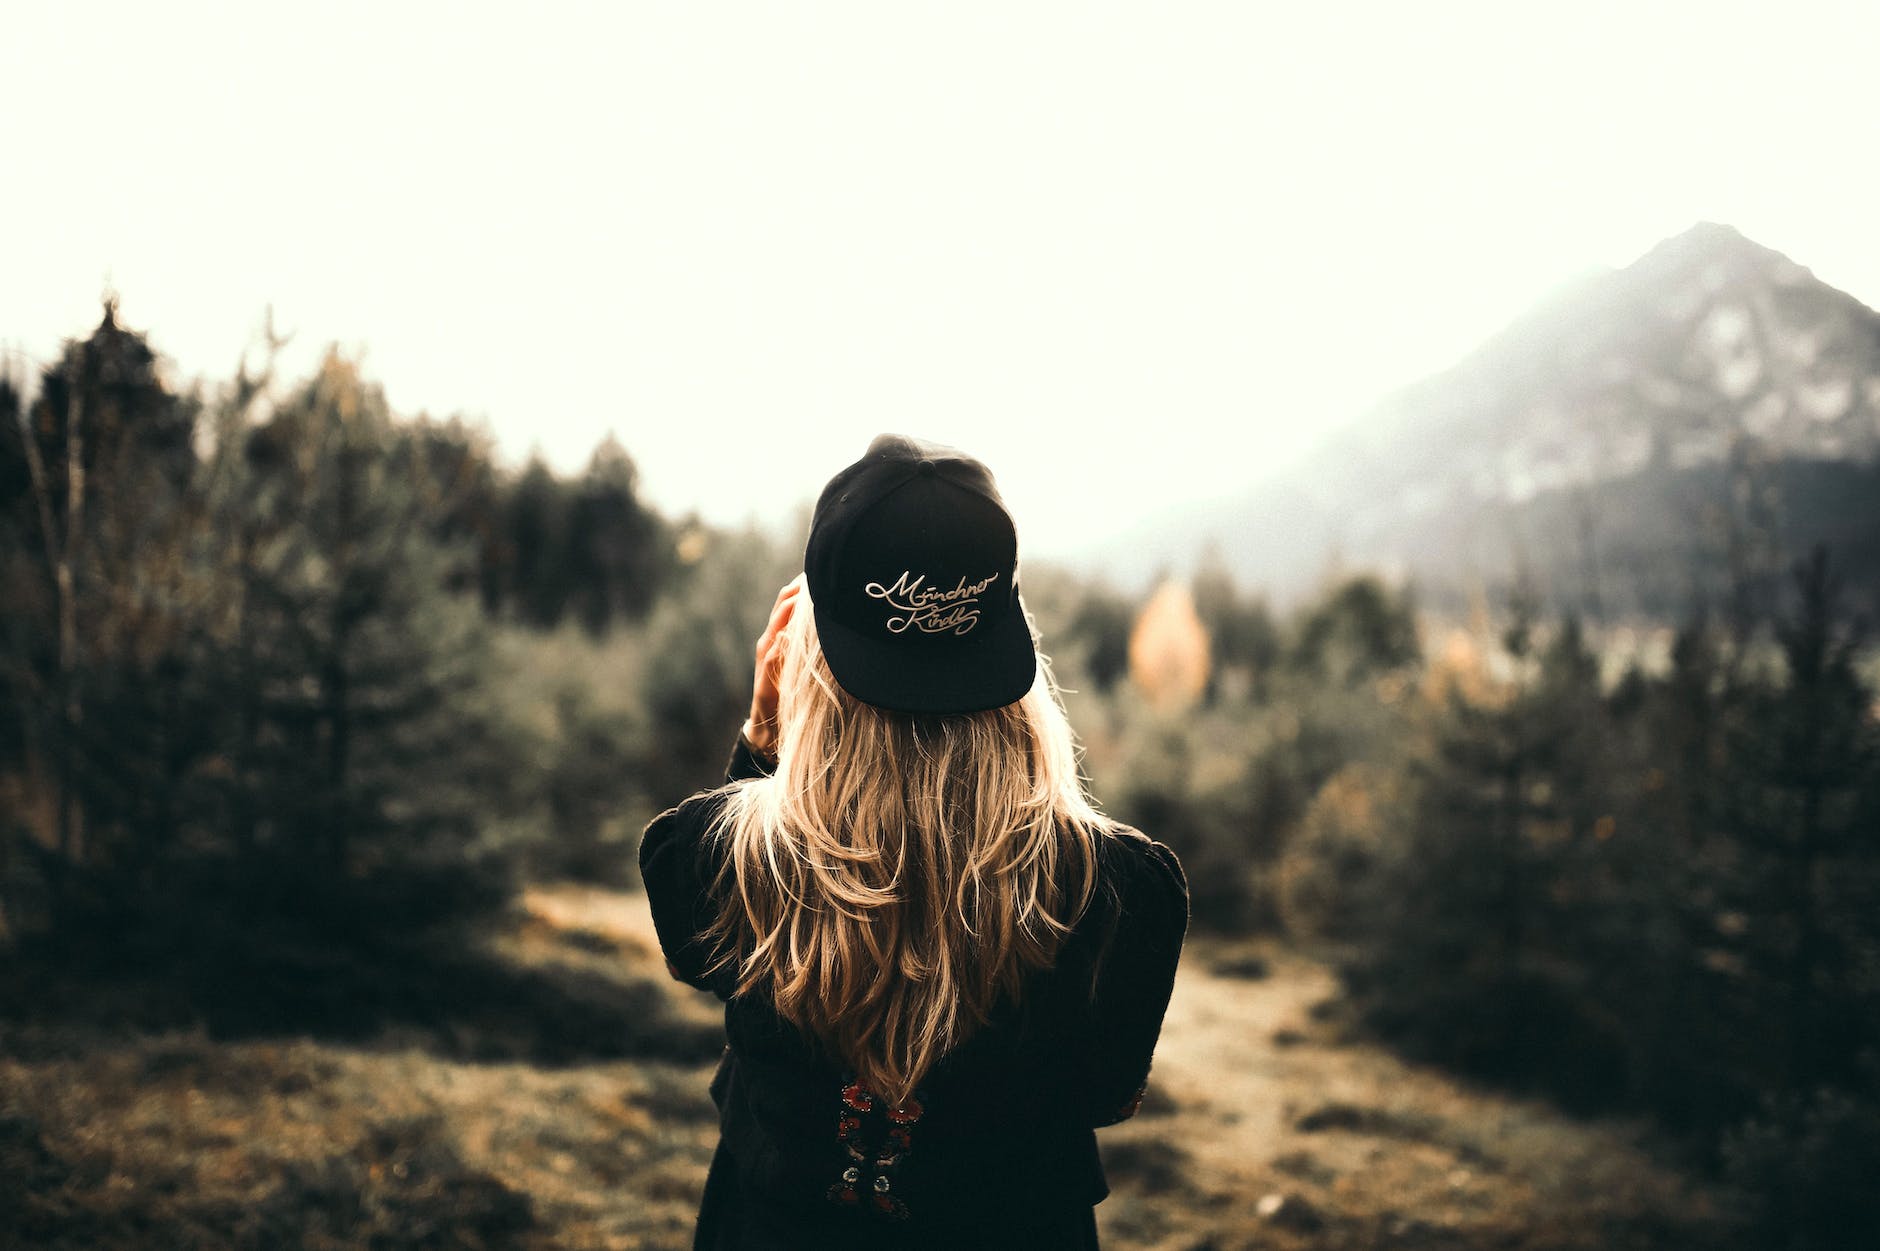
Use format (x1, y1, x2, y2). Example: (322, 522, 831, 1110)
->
(1722, 1075, 1880, 1251)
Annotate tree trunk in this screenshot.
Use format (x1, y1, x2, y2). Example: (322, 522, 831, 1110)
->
(17, 363, 85, 907)
(233, 524, 260, 859)
(56, 364, 86, 870)
(322, 640, 352, 876)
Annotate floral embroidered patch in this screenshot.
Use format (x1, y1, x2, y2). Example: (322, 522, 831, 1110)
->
(825, 1076, 926, 1220)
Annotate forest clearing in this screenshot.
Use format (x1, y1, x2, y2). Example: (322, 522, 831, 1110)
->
(7, 282, 1876, 1248)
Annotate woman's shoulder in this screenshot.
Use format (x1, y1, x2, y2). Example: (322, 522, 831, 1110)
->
(645, 784, 737, 833)
(1096, 821, 1185, 883)
(1089, 820, 1189, 926)
(639, 785, 738, 875)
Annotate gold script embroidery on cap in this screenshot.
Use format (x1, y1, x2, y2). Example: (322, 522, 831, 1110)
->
(864, 571, 999, 636)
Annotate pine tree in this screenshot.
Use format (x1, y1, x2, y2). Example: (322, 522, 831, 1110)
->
(1729, 547, 1879, 1091)
(1063, 584, 1135, 693)
(1291, 576, 1419, 686)
(501, 455, 571, 628)
(1191, 549, 1280, 702)
(224, 350, 516, 915)
(1715, 548, 1880, 1249)
(0, 301, 202, 905)
(566, 435, 670, 635)
(1346, 606, 1638, 1105)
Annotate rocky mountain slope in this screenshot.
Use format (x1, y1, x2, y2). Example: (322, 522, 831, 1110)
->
(1102, 223, 1880, 618)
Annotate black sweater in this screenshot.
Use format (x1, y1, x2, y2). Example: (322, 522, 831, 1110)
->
(638, 735, 1189, 1238)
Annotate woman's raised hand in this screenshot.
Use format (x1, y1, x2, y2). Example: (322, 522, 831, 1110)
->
(743, 575, 805, 760)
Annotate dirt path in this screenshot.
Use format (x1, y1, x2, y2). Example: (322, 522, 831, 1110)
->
(1095, 943, 1723, 1249)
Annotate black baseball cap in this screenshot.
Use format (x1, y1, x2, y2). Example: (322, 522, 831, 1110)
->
(804, 435, 1037, 715)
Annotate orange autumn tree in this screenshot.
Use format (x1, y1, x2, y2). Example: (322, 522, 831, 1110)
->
(1128, 580, 1211, 712)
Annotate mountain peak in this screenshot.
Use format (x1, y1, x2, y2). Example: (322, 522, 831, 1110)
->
(1625, 220, 1793, 288)
(1676, 219, 1746, 243)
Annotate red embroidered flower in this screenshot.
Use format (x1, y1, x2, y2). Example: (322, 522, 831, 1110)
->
(827, 1074, 921, 1222)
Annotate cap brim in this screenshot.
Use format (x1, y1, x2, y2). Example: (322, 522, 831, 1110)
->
(812, 594, 1038, 715)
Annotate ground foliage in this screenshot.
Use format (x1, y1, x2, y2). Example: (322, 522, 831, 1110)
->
(0, 889, 1731, 1251)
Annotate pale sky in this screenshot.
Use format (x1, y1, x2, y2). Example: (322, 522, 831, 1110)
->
(4, 1, 1876, 559)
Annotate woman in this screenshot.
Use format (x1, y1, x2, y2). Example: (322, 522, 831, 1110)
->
(640, 435, 1188, 1249)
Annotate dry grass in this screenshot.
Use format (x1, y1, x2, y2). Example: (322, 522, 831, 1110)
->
(1, 888, 1731, 1250)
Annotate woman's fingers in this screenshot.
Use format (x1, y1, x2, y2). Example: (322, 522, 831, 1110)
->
(754, 576, 805, 664)
(746, 576, 807, 759)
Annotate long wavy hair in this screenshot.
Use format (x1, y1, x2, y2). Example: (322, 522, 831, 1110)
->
(703, 594, 1108, 1106)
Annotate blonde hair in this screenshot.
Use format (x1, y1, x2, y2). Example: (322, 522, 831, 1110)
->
(704, 596, 1107, 1106)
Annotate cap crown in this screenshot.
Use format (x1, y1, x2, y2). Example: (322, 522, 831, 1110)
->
(804, 435, 1035, 713)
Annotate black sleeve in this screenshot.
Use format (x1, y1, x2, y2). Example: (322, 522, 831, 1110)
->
(639, 793, 731, 996)
(1081, 834, 1189, 1127)
(725, 730, 777, 783)
(639, 734, 770, 997)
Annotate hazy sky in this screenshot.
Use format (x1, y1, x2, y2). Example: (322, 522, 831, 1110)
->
(5, 1, 1876, 558)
